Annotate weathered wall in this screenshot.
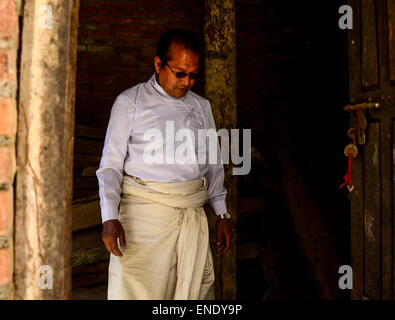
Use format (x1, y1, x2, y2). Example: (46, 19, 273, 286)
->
(0, 0, 20, 300)
(204, 0, 237, 300)
(76, 0, 204, 129)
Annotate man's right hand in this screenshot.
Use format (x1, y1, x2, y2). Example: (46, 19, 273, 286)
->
(102, 219, 127, 257)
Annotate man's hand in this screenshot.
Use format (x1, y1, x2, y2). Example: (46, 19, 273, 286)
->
(102, 219, 127, 257)
(216, 219, 232, 254)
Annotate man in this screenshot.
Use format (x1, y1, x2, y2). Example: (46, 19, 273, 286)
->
(96, 28, 232, 300)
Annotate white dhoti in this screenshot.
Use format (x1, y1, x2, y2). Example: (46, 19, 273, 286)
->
(107, 174, 215, 300)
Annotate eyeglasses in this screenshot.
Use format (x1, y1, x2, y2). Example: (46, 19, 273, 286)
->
(164, 62, 200, 80)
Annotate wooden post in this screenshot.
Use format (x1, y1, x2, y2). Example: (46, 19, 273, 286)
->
(14, 0, 79, 299)
(204, 0, 237, 299)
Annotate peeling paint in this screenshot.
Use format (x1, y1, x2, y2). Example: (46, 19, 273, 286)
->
(366, 216, 375, 243)
(372, 143, 378, 167)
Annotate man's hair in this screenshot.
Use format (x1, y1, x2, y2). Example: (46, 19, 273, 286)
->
(156, 28, 200, 65)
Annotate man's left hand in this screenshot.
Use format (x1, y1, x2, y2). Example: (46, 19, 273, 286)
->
(216, 218, 232, 254)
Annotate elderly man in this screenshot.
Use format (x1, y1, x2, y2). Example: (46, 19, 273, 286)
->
(96, 28, 232, 300)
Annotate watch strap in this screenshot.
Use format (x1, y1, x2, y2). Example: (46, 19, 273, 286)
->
(217, 212, 231, 220)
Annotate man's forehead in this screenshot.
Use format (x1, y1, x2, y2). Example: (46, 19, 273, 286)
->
(168, 44, 199, 68)
(170, 64, 200, 72)
(167, 56, 200, 71)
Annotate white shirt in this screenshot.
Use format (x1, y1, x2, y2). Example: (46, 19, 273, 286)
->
(96, 72, 228, 223)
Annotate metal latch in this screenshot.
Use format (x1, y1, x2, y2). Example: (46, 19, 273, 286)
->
(343, 101, 380, 145)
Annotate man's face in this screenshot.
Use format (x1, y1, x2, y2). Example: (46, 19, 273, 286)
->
(154, 42, 199, 98)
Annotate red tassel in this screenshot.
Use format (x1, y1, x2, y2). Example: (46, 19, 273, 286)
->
(339, 154, 353, 190)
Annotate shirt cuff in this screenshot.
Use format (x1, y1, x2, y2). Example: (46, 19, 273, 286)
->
(210, 199, 228, 216)
(101, 204, 120, 224)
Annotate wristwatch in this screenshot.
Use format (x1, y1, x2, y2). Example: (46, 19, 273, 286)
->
(217, 212, 231, 220)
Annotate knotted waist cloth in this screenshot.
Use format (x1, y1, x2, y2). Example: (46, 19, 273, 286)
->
(107, 174, 215, 300)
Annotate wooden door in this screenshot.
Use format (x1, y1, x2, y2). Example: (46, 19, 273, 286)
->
(348, 0, 395, 300)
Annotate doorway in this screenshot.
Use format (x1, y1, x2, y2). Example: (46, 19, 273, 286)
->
(70, 0, 351, 300)
(236, 0, 350, 299)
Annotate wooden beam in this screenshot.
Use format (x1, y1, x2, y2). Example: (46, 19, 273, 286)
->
(280, 156, 341, 299)
(72, 200, 102, 232)
(15, 0, 80, 299)
(75, 124, 106, 140)
(82, 166, 99, 177)
(73, 154, 102, 168)
(74, 137, 104, 156)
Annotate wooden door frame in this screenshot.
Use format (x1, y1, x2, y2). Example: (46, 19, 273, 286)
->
(13, 0, 239, 299)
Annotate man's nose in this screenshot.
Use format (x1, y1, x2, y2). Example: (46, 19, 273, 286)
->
(181, 75, 193, 87)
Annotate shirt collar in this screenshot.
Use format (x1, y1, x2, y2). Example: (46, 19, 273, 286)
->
(150, 72, 188, 102)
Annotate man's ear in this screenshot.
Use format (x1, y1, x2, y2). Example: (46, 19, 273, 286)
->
(154, 56, 162, 73)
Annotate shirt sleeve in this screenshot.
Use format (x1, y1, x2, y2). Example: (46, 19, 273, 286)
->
(96, 94, 136, 223)
(203, 100, 228, 216)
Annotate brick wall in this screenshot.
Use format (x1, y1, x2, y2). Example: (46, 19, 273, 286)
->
(76, 0, 204, 129)
(0, 0, 20, 300)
